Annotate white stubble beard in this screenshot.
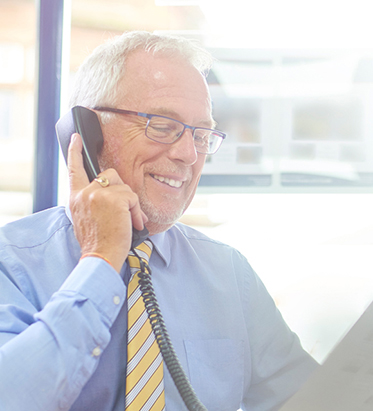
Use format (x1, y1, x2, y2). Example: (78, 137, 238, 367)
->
(138, 183, 188, 227)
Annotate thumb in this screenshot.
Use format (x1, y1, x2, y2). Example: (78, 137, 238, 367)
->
(68, 133, 90, 192)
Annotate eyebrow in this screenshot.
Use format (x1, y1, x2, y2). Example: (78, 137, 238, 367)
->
(149, 107, 216, 129)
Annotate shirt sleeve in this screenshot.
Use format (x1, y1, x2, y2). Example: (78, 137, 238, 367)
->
(0, 257, 126, 411)
(236, 252, 319, 411)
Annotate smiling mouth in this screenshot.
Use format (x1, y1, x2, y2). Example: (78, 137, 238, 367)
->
(152, 174, 183, 188)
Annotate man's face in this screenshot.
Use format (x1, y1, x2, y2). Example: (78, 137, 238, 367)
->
(99, 50, 214, 234)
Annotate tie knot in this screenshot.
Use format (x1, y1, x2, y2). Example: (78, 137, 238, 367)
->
(127, 240, 153, 275)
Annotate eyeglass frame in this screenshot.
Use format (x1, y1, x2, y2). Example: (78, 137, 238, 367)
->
(93, 106, 226, 155)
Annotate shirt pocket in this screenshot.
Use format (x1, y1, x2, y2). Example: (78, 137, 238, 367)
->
(184, 339, 244, 411)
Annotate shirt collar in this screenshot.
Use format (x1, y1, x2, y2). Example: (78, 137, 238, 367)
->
(65, 206, 73, 224)
(149, 230, 171, 267)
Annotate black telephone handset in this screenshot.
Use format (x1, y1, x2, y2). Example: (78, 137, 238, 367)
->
(55, 106, 149, 249)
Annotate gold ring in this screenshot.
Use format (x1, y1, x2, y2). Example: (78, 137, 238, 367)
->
(94, 175, 109, 187)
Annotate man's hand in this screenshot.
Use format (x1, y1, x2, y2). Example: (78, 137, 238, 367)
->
(68, 133, 147, 273)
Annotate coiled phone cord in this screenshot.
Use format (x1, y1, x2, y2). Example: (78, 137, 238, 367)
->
(133, 249, 208, 411)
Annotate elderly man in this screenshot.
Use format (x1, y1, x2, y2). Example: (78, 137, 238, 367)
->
(0, 31, 317, 411)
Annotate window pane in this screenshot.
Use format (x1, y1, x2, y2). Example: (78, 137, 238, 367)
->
(0, 0, 35, 225)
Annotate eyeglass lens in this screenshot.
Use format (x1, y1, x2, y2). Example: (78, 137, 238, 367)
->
(147, 116, 221, 154)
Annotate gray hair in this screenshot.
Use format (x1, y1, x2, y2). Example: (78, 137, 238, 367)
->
(69, 31, 213, 109)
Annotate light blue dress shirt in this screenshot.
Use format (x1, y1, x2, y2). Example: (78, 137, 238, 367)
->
(0, 206, 317, 411)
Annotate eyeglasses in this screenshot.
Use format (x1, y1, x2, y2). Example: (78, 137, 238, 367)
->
(94, 106, 226, 155)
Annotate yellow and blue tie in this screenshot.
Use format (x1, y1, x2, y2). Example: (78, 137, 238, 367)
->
(125, 240, 165, 411)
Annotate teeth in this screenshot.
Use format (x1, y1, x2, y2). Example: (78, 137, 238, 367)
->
(153, 174, 182, 188)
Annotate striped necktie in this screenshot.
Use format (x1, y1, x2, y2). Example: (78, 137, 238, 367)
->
(125, 240, 165, 411)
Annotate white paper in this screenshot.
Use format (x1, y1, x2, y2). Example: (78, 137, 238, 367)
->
(280, 301, 373, 411)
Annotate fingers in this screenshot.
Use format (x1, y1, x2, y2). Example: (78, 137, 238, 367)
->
(92, 178, 147, 230)
(68, 132, 124, 190)
(68, 133, 90, 192)
(67, 135, 148, 271)
(126, 191, 148, 231)
(71, 182, 146, 272)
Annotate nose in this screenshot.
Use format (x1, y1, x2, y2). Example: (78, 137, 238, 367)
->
(168, 129, 198, 165)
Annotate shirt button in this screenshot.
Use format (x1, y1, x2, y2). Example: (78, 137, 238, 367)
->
(113, 296, 121, 305)
(92, 346, 101, 357)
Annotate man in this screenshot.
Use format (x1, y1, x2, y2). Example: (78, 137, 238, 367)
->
(0, 31, 317, 410)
